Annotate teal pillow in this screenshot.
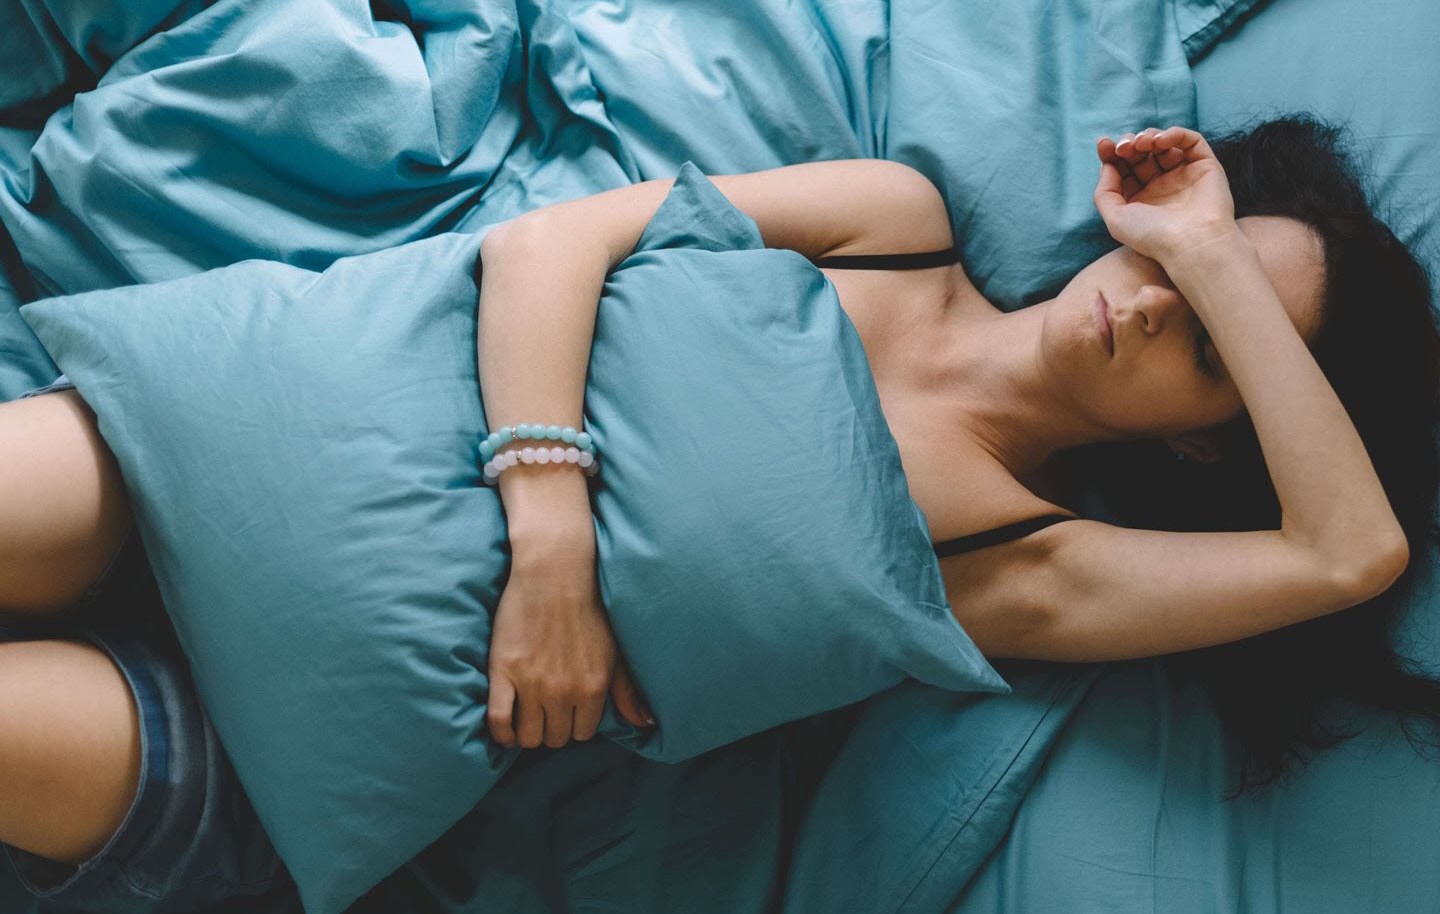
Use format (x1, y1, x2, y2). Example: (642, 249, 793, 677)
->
(20, 162, 1004, 914)
(885, 0, 1200, 309)
(587, 164, 1006, 758)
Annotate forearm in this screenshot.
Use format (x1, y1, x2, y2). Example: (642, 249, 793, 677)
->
(1164, 231, 1408, 577)
(476, 221, 610, 559)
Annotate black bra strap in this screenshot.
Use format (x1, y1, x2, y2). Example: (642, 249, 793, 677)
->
(812, 247, 962, 270)
(933, 514, 1079, 558)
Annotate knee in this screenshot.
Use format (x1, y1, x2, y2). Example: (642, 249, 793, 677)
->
(0, 639, 143, 866)
(0, 390, 134, 618)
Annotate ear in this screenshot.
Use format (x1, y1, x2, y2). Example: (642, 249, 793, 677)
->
(1164, 431, 1224, 463)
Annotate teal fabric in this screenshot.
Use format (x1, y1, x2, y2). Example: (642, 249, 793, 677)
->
(0, 0, 208, 125)
(565, 0, 884, 175)
(0, 169, 55, 400)
(780, 666, 1106, 913)
(0, 0, 1201, 323)
(949, 662, 1440, 914)
(20, 161, 1003, 913)
(0, 0, 633, 305)
(588, 164, 1007, 761)
(352, 716, 805, 914)
(23, 231, 513, 914)
(884, 0, 1198, 309)
(1173, 0, 1267, 62)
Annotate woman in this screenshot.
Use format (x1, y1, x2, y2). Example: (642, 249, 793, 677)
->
(0, 115, 1434, 899)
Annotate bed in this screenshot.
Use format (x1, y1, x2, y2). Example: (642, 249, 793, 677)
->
(2, 0, 1436, 912)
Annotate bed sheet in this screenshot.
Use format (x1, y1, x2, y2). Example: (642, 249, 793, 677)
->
(945, 1, 1440, 911)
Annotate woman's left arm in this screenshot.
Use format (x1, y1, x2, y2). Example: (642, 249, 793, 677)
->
(1095, 125, 1406, 579)
(1163, 230, 1407, 575)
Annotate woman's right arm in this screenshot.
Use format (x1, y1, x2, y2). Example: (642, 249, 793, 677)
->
(476, 159, 957, 750)
(478, 158, 956, 542)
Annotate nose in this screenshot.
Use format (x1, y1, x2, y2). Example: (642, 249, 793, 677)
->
(1129, 284, 1187, 335)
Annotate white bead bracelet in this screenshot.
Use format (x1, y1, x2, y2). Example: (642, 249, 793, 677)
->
(482, 445, 598, 486)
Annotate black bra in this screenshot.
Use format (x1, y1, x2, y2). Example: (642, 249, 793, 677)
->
(811, 247, 963, 271)
(933, 514, 1080, 558)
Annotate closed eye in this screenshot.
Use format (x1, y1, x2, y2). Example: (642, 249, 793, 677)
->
(1193, 329, 1217, 378)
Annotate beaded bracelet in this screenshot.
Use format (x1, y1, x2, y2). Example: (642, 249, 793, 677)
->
(479, 424, 595, 463)
(482, 445, 599, 485)
(479, 424, 600, 486)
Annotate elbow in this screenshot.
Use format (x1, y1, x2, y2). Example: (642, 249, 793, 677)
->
(480, 215, 536, 256)
(1334, 537, 1411, 603)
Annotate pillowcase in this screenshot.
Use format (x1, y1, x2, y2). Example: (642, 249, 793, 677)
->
(885, 0, 1201, 310)
(1173, 0, 1267, 62)
(20, 161, 1005, 914)
(588, 163, 1007, 758)
(26, 229, 513, 914)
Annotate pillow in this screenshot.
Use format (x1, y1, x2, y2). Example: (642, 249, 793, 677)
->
(885, 0, 1201, 310)
(20, 161, 1005, 914)
(587, 164, 1006, 758)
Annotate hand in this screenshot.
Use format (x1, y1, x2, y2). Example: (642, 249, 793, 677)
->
(487, 538, 656, 751)
(1093, 126, 1238, 264)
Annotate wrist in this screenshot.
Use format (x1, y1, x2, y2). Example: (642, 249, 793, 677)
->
(499, 469, 594, 555)
(1161, 224, 1253, 279)
(509, 524, 597, 577)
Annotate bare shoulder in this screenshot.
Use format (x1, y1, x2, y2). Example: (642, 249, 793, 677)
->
(808, 160, 955, 258)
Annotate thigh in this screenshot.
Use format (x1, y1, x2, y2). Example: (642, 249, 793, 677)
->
(0, 639, 143, 867)
(0, 388, 134, 616)
(0, 624, 298, 913)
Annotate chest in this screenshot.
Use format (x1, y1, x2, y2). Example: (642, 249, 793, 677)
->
(819, 265, 1064, 539)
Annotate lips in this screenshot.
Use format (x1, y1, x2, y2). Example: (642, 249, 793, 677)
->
(1094, 291, 1114, 357)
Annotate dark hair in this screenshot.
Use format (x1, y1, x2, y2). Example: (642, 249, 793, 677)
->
(1060, 112, 1440, 797)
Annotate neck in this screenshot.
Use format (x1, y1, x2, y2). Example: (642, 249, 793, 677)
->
(883, 295, 1121, 482)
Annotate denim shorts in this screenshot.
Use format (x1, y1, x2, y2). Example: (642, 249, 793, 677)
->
(2, 377, 302, 914)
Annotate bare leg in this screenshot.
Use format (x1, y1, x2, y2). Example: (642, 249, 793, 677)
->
(0, 639, 143, 865)
(0, 390, 134, 617)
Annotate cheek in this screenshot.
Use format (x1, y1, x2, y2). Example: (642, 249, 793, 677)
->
(1113, 350, 1212, 423)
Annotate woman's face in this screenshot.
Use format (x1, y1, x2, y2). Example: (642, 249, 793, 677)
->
(1045, 215, 1327, 447)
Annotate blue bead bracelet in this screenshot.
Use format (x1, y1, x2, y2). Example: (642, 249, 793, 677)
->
(479, 424, 595, 463)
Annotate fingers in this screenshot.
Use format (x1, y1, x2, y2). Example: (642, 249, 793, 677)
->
(1112, 125, 1214, 164)
(487, 673, 655, 752)
(488, 672, 517, 747)
(1096, 136, 1141, 197)
(572, 688, 605, 742)
(516, 692, 546, 749)
(610, 660, 656, 729)
(1163, 125, 1217, 161)
(485, 670, 563, 750)
(1098, 125, 1206, 196)
(542, 699, 573, 748)
(1155, 145, 1186, 171)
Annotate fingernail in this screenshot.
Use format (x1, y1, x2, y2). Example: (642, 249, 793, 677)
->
(644, 714, 656, 726)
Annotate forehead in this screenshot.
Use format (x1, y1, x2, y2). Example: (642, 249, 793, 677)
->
(1235, 215, 1326, 342)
